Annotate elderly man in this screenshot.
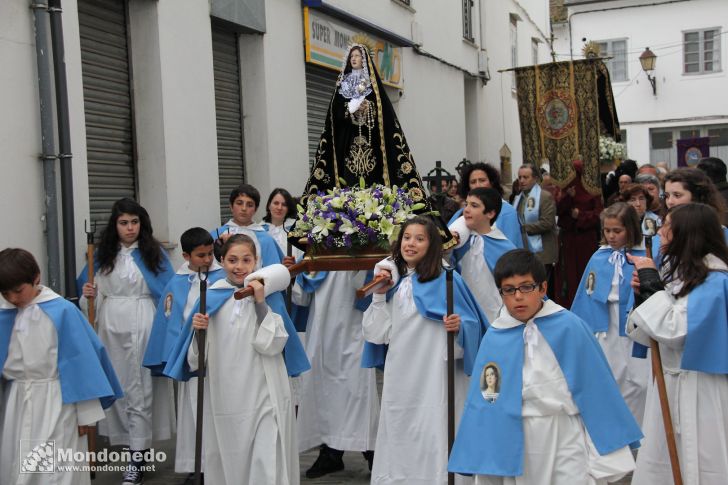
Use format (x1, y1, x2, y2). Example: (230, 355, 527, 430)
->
(513, 163, 558, 297)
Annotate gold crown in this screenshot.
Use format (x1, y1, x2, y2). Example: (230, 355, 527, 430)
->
(349, 33, 377, 57)
(582, 41, 601, 59)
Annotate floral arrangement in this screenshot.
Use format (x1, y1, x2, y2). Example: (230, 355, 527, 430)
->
(290, 180, 425, 252)
(598, 136, 627, 161)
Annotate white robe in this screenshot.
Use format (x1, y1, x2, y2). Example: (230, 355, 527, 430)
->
(595, 267, 649, 426)
(628, 261, 728, 485)
(296, 271, 379, 452)
(188, 279, 298, 485)
(457, 230, 506, 323)
(475, 301, 635, 485)
(92, 244, 175, 449)
(173, 261, 220, 473)
(266, 220, 306, 407)
(362, 272, 470, 485)
(1, 287, 105, 485)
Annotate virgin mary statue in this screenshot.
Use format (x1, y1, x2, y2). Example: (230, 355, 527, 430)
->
(302, 41, 427, 204)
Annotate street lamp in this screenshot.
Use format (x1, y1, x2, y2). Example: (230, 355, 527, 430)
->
(639, 47, 657, 95)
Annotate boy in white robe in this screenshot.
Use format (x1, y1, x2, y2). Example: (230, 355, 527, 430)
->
(449, 249, 641, 485)
(449, 187, 517, 322)
(142, 227, 225, 476)
(0, 248, 122, 485)
(211, 183, 284, 267)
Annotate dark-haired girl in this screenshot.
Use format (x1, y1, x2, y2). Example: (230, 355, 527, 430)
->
(571, 203, 649, 425)
(628, 203, 728, 484)
(164, 234, 305, 485)
(362, 216, 488, 484)
(651, 167, 728, 261)
(78, 198, 175, 483)
(262, 188, 296, 254)
(450, 162, 524, 249)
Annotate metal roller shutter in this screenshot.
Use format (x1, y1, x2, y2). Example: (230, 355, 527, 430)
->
(212, 25, 245, 223)
(305, 64, 338, 171)
(78, 0, 135, 238)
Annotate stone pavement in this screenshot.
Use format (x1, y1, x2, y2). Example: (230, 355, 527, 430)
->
(91, 437, 631, 484)
(93, 438, 373, 485)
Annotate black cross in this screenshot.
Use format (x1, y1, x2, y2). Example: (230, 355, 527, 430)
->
(422, 161, 456, 197)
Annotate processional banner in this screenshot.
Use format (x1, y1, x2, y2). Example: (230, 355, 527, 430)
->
(514, 59, 620, 195)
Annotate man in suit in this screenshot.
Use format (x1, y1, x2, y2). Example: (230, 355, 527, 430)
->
(513, 163, 558, 297)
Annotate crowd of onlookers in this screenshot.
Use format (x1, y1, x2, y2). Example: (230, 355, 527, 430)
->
(428, 156, 728, 307)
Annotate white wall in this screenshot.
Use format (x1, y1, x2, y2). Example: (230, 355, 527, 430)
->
(0, 1, 47, 268)
(554, 0, 728, 163)
(482, 0, 552, 179)
(241, 0, 310, 199)
(136, 0, 221, 265)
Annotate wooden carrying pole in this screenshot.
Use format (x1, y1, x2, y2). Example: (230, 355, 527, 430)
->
(445, 267, 455, 485)
(194, 270, 209, 485)
(84, 221, 97, 479)
(356, 273, 392, 299)
(643, 236, 683, 485)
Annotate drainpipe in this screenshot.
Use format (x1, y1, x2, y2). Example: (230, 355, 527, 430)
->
(48, 0, 78, 301)
(31, 1, 62, 293)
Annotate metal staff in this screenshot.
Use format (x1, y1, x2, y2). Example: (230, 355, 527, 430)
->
(194, 268, 209, 485)
(83, 220, 98, 479)
(445, 266, 455, 485)
(643, 232, 683, 485)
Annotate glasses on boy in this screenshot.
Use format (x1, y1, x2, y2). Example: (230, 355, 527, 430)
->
(499, 283, 540, 296)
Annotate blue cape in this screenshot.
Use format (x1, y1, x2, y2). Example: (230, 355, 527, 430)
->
(448, 202, 524, 249)
(361, 270, 489, 376)
(76, 248, 175, 303)
(143, 268, 226, 376)
(571, 247, 645, 335)
(452, 232, 517, 274)
(0, 297, 123, 409)
(163, 285, 310, 380)
(211, 224, 284, 267)
(682, 270, 728, 374)
(448, 308, 642, 476)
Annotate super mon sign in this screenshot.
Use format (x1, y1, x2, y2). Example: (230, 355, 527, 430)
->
(304, 7, 403, 89)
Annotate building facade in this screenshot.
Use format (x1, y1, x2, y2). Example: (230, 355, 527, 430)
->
(552, 0, 728, 166)
(1, 0, 550, 292)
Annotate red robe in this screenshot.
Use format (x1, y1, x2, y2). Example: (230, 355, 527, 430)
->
(555, 168, 603, 307)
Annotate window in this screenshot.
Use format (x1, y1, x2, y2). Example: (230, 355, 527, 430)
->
(684, 28, 721, 74)
(596, 38, 628, 82)
(532, 38, 539, 65)
(462, 0, 474, 42)
(650, 124, 728, 167)
(709, 127, 728, 147)
(510, 15, 519, 89)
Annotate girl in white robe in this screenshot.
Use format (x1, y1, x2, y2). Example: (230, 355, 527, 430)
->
(571, 203, 650, 426)
(189, 234, 299, 485)
(628, 203, 728, 485)
(79, 198, 175, 483)
(0, 248, 122, 485)
(363, 216, 486, 485)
